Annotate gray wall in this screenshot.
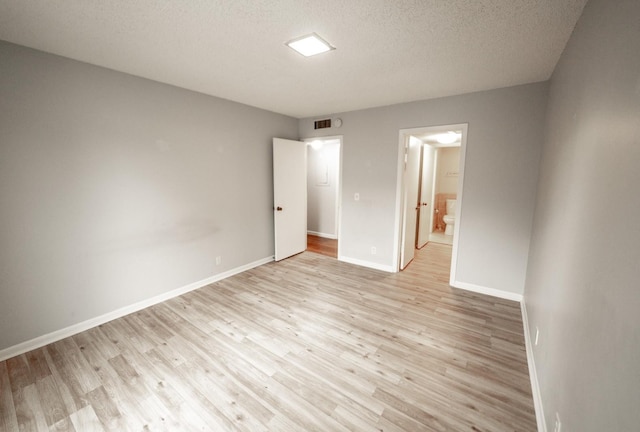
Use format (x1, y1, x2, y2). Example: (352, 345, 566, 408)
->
(523, 0, 640, 430)
(299, 83, 548, 294)
(0, 41, 298, 351)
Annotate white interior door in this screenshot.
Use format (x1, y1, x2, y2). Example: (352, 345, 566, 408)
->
(417, 144, 435, 248)
(400, 136, 421, 269)
(273, 138, 307, 261)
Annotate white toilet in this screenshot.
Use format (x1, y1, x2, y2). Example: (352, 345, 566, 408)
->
(443, 199, 457, 235)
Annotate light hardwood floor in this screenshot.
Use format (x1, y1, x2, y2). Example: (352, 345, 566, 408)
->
(0, 243, 536, 431)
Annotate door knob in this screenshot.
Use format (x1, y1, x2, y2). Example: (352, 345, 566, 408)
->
(276, 206, 283, 211)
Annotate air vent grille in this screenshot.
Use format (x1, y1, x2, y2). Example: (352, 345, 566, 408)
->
(314, 119, 332, 129)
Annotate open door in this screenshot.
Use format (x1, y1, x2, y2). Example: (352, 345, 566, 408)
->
(273, 138, 307, 261)
(399, 136, 421, 269)
(416, 144, 435, 248)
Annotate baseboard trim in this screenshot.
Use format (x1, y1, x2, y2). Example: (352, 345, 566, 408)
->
(521, 299, 546, 432)
(451, 281, 523, 302)
(338, 255, 395, 273)
(307, 231, 337, 240)
(0, 256, 275, 362)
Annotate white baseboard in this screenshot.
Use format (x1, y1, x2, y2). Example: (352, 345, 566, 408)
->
(338, 255, 395, 273)
(307, 230, 337, 240)
(0, 256, 274, 362)
(451, 280, 523, 302)
(521, 299, 547, 432)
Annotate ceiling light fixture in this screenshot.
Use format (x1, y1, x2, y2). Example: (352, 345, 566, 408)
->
(436, 131, 461, 144)
(286, 33, 334, 57)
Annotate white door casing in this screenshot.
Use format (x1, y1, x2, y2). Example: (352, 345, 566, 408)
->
(273, 138, 307, 261)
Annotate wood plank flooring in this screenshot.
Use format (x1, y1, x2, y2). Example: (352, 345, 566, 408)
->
(0, 243, 536, 431)
(306, 234, 338, 258)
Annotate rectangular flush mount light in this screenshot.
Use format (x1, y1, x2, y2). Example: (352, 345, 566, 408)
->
(286, 33, 334, 57)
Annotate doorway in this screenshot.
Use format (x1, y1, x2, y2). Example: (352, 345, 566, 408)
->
(303, 136, 342, 259)
(394, 124, 468, 284)
(424, 143, 462, 247)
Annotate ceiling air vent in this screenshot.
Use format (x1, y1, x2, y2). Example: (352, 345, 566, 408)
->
(314, 118, 332, 129)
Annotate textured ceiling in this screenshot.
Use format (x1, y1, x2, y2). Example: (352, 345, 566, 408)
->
(0, 0, 588, 118)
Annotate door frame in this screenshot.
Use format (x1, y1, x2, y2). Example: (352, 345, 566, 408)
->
(302, 135, 343, 259)
(393, 124, 468, 285)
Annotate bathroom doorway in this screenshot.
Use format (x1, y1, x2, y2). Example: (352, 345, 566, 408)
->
(303, 136, 342, 259)
(425, 144, 461, 246)
(394, 124, 467, 283)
